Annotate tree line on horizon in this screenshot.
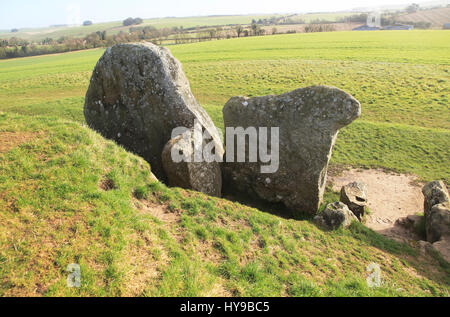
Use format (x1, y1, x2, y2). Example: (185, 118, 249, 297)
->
(0, 19, 342, 60)
(0, 9, 435, 60)
(0, 23, 278, 59)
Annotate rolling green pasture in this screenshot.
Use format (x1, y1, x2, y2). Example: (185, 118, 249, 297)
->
(0, 30, 449, 297)
(0, 30, 448, 181)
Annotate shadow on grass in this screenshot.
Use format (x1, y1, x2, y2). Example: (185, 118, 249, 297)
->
(222, 186, 311, 221)
(168, 178, 450, 291)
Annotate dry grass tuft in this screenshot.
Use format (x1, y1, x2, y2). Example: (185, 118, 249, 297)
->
(0, 132, 40, 154)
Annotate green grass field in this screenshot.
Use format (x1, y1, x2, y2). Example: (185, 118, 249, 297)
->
(0, 30, 449, 296)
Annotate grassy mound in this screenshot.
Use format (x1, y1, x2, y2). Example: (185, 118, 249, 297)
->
(0, 112, 448, 297)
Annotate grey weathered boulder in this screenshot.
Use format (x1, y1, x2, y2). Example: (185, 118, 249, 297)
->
(426, 202, 450, 243)
(314, 202, 358, 230)
(422, 181, 449, 217)
(397, 215, 423, 230)
(417, 240, 433, 255)
(340, 182, 368, 220)
(431, 238, 450, 263)
(422, 181, 450, 244)
(84, 42, 224, 182)
(161, 128, 222, 197)
(222, 86, 361, 216)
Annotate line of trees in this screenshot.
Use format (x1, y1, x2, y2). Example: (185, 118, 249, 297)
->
(0, 20, 342, 59)
(0, 15, 343, 60)
(304, 24, 336, 33)
(0, 29, 147, 59)
(338, 14, 368, 23)
(406, 3, 420, 13)
(123, 17, 143, 26)
(0, 25, 215, 59)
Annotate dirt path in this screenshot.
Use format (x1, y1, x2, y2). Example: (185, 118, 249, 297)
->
(329, 168, 425, 242)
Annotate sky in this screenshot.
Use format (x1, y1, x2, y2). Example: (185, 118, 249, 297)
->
(0, 0, 442, 29)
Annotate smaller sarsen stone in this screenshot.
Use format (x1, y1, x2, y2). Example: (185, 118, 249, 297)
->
(314, 202, 358, 230)
(426, 202, 450, 243)
(161, 128, 222, 197)
(422, 181, 449, 217)
(340, 182, 368, 220)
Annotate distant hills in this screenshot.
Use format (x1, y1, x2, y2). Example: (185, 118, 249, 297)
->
(353, 0, 449, 12)
(397, 7, 450, 26)
(1, 2, 449, 42)
(0, 13, 355, 41)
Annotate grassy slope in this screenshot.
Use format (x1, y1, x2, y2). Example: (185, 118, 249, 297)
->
(0, 112, 448, 296)
(0, 31, 448, 181)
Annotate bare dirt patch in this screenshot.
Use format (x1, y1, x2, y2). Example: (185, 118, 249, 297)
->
(329, 168, 424, 242)
(120, 232, 162, 297)
(0, 132, 39, 154)
(134, 199, 180, 224)
(202, 280, 232, 297)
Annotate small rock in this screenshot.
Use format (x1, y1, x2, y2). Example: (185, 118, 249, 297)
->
(407, 214, 423, 225)
(422, 181, 450, 245)
(417, 240, 433, 254)
(340, 182, 368, 220)
(432, 238, 450, 263)
(397, 215, 422, 230)
(314, 202, 358, 230)
(426, 202, 450, 243)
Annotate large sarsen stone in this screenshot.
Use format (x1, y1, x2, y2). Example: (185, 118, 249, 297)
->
(222, 86, 361, 216)
(84, 42, 223, 182)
